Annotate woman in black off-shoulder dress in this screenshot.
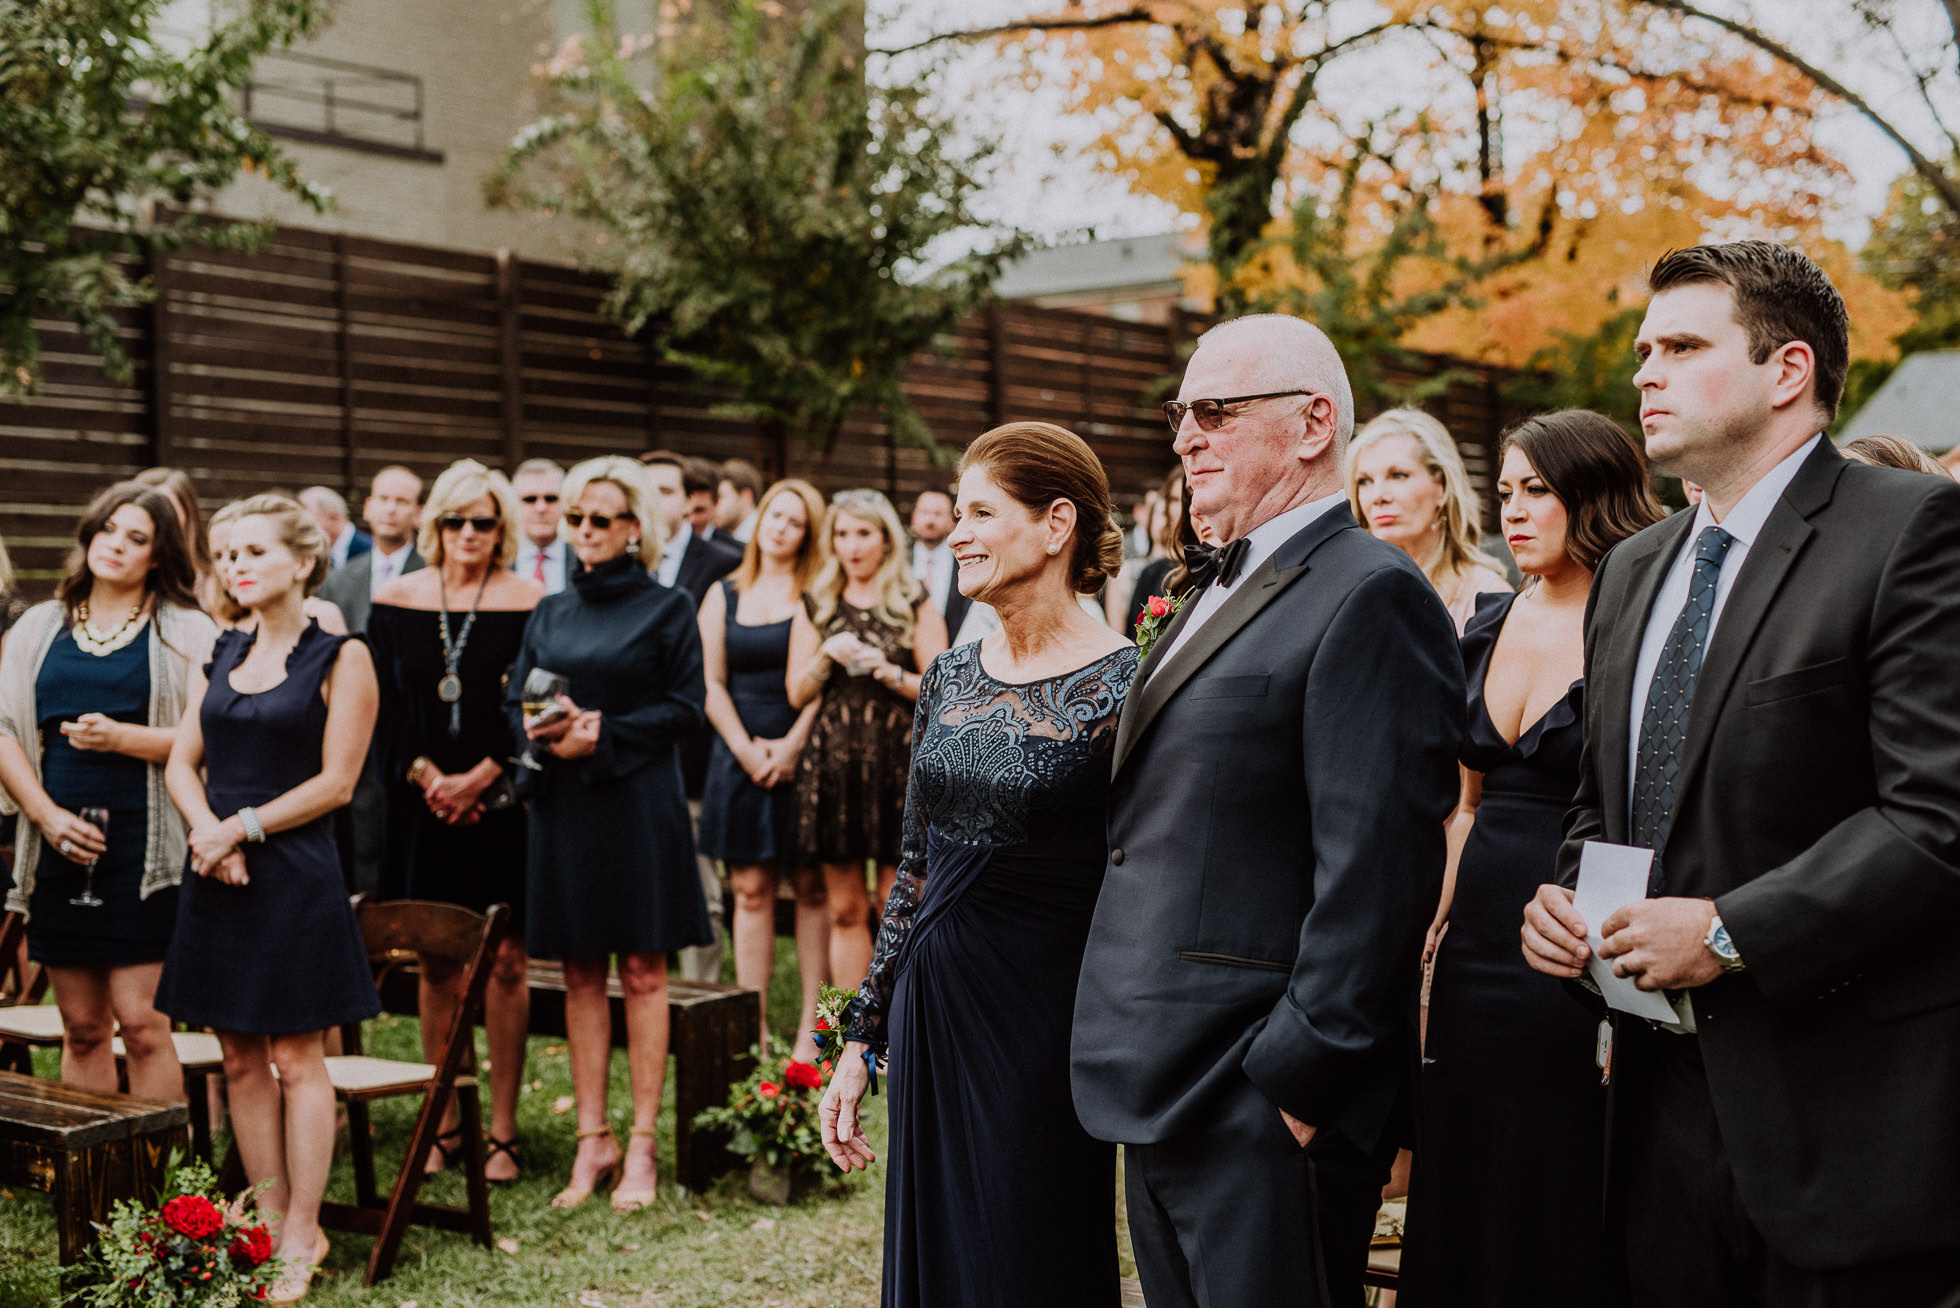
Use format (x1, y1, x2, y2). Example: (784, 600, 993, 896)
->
(821, 421, 1135, 1308)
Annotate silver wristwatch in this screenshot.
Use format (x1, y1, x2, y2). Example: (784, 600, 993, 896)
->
(1704, 913, 1745, 974)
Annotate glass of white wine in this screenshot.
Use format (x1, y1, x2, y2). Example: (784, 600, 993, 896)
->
(518, 667, 570, 770)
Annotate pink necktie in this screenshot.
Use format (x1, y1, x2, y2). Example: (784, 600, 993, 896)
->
(533, 549, 547, 584)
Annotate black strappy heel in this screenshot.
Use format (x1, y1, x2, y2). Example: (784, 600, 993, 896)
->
(485, 1135, 521, 1185)
(425, 1126, 465, 1174)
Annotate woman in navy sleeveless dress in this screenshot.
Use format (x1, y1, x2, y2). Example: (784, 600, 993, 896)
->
(157, 495, 379, 1302)
(697, 479, 828, 1058)
(821, 422, 1135, 1308)
(1398, 411, 1663, 1307)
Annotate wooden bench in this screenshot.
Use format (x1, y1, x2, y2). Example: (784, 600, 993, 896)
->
(0, 1069, 190, 1265)
(375, 961, 759, 1194)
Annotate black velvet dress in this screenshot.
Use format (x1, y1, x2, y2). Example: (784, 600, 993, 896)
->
(697, 579, 797, 864)
(507, 556, 711, 960)
(844, 641, 1138, 1308)
(367, 604, 530, 927)
(1399, 592, 1620, 1306)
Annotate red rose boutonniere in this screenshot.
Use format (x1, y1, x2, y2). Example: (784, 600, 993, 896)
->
(1134, 592, 1186, 662)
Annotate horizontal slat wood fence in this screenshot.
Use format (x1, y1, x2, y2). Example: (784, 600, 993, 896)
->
(0, 221, 1513, 588)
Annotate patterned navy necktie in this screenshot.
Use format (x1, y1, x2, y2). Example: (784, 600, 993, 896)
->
(1631, 525, 1735, 877)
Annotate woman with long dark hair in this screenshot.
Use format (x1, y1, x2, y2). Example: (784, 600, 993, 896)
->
(1399, 411, 1666, 1307)
(0, 483, 216, 1101)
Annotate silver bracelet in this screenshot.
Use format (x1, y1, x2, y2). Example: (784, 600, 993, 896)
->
(237, 806, 266, 844)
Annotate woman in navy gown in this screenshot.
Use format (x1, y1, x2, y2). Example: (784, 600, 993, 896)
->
(697, 478, 828, 1059)
(821, 423, 1135, 1308)
(512, 456, 710, 1214)
(1398, 411, 1664, 1307)
(0, 483, 215, 1102)
(158, 494, 379, 1305)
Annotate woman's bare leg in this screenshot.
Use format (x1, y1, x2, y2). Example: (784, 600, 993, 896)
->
(483, 938, 530, 1181)
(822, 863, 872, 993)
(727, 862, 780, 1041)
(790, 866, 829, 1061)
(46, 965, 118, 1093)
(553, 956, 622, 1207)
(614, 951, 669, 1207)
(218, 1033, 285, 1233)
(107, 962, 183, 1101)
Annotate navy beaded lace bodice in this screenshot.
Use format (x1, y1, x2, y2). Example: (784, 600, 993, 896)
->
(843, 641, 1139, 1048)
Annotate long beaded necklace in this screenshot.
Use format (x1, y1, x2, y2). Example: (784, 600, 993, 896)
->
(436, 567, 492, 737)
(71, 601, 145, 657)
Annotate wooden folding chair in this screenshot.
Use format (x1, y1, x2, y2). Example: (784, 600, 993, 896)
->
(0, 911, 54, 1075)
(318, 895, 509, 1288)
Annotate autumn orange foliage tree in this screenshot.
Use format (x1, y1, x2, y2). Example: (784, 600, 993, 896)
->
(905, 0, 1913, 409)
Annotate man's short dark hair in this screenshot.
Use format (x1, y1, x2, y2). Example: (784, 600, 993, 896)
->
(1647, 241, 1850, 421)
(679, 456, 719, 497)
(719, 458, 764, 500)
(911, 488, 953, 512)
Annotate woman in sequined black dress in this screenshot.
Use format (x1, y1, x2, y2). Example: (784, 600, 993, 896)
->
(820, 424, 1136, 1308)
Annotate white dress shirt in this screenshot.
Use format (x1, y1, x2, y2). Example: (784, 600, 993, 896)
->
(657, 529, 689, 589)
(330, 523, 357, 570)
(369, 542, 415, 596)
(732, 510, 758, 545)
(514, 538, 567, 594)
(1156, 491, 1347, 669)
(912, 540, 955, 614)
(1625, 435, 1820, 802)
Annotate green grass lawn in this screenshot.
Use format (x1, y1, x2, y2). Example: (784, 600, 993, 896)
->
(0, 938, 886, 1308)
(0, 934, 1138, 1307)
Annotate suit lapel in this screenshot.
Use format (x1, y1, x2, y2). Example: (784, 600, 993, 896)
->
(1663, 446, 1840, 834)
(1112, 506, 1355, 778)
(1594, 514, 1693, 840)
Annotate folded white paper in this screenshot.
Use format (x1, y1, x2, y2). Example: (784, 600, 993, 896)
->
(1573, 841, 1682, 1024)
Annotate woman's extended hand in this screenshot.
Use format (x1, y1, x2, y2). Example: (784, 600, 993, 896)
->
(37, 807, 107, 863)
(188, 817, 243, 876)
(59, 713, 125, 754)
(548, 709, 602, 760)
(818, 1042, 878, 1173)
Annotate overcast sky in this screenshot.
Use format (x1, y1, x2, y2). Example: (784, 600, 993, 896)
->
(867, 0, 1945, 250)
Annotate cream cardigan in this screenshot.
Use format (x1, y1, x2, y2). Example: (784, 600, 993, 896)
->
(0, 601, 218, 916)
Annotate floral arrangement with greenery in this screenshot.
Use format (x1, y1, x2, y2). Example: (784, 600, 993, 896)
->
(693, 1039, 830, 1178)
(810, 981, 857, 1070)
(68, 1157, 277, 1307)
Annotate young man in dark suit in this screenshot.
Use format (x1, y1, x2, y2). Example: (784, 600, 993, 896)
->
(1071, 314, 1465, 1308)
(1524, 242, 1960, 1305)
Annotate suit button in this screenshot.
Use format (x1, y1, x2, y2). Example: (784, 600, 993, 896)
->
(1111, 849, 1125, 866)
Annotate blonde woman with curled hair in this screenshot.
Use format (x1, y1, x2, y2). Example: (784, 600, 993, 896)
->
(1346, 408, 1510, 632)
(157, 494, 380, 1303)
(369, 460, 542, 1183)
(206, 502, 348, 635)
(509, 455, 711, 1212)
(787, 489, 948, 992)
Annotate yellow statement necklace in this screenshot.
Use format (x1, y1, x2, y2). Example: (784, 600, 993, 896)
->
(72, 601, 145, 657)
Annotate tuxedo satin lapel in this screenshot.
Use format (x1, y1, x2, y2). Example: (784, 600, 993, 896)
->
(1112, 553, 1307, 777)
(1112, 595, 1202, 768)
(1596, 515, 1692, 839)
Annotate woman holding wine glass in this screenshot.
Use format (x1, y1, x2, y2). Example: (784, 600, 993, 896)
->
(509, 457, 711, 1213)
(156, 494, 379, 1303)
(787, 490, 947, 993)
(369, 459, 542, 1183)
(0, 482, 216, 1101)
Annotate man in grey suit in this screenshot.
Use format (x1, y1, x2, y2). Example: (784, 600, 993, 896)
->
(319, 465, 424, 893)
(1071, 315, 1464, 1308)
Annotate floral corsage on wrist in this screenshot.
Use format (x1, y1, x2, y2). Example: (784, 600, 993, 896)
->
(1134, 592, 1186, 662)
(811, 981, 880, 1095)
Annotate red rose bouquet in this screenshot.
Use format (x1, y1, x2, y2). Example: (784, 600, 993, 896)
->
(72, 1157, 279, 1307)
(692, 1038, 833, 1183)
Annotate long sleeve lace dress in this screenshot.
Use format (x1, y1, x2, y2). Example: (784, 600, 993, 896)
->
(843, 640, 1138, 1308)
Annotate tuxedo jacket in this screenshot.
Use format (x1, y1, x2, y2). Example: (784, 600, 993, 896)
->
(318, 545, 424, 634)
(674, 531, 743, 608)
(1070, 505, 1464, 1153)
(1556, 438, 1960, 1269)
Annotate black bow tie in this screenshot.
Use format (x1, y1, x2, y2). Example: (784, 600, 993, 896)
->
(1183, 538, 1251, 591)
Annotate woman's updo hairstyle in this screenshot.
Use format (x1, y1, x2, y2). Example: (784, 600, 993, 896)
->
(228, 493, 332, 597)
(959, 422, 1122, 594)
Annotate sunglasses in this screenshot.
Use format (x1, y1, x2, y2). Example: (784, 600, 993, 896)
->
(439, 515, 500, 533)
(563, 510, 636, 530)
(1163, 389, 1319, 434)
(520, 493, 560, 505)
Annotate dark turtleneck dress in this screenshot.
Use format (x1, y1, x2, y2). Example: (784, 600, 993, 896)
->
(506, 555, 712, 960)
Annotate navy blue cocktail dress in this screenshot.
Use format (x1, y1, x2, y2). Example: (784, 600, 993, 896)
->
(1398, 591, 1620, 1306)
(844, 641, 1138, 1308)
(26, 629, 176, 966)
(697, 579, 798, 864)
(156, 622, 380, 1035)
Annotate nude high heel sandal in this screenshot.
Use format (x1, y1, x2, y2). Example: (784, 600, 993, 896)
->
(550, 1126, 622, 1210)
